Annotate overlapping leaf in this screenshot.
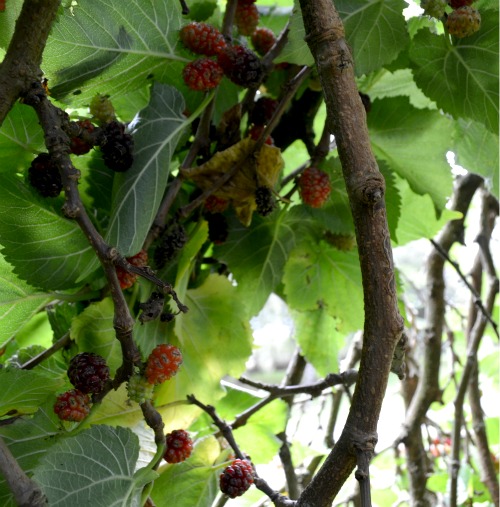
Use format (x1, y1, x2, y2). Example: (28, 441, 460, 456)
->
(0, 252, 53, 347)
(43, 0, 189, 104)
(409, 13, 499, 134)
(33, 425, 145, 507)
(0, 174, 95, 290)
(107, 84, 187, 256)
(368, 97, 453, 210)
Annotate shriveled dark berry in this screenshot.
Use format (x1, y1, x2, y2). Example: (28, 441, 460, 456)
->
(154, 221, 188, 269)
(220, 459, 254, 498)
(99, 121, 134, 172)
(138, 291, 165, 324)
(67, 352, 110, 394)
(249, 96, 278, 125)
(217, 45, 263, 88)
(255, 186, 276, 216)
(28, 153, 62, 197)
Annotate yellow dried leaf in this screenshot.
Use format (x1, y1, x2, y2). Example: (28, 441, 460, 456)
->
(181, 137, 284, 225)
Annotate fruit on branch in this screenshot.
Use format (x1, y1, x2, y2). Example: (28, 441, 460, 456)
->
(248, 124, 273, 145)
(154, 221, 188, 269)
(249, 96, 278, 126)
(164, 429, 194, 463)
(69, 119, 96, 155)
(179, 22, 227, 56)
(116, 249, 149, 289)
(217, 45, 263, 88)
(138, 291, 165, 323)
(219, 459, 254, 498)
(145, 344, 183, 385)
(251, 27, 276, 56)
(324, 232, 356, 251)
(235, 1, 259, 36)
(448, 0, 474, 8)
(89, 93, 116, 126)
(54, 389, 91, 422)
(182, 58, 224, 91)
(255, 186, 277, 216)
(204, 195, 230, 214)
(420, 0, 447, 18)
(207, 213, 229, 244)
(445, 6, 481, 37)
(28, 153, 63, 197)
(99, 120, 134, 172)
(68, 352, 110, 394)
(126, 373, 154, 403)
(298, 166, 331, 208)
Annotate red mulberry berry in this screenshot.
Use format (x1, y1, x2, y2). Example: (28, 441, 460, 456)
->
(204, 195, 229, 214)
(248, 124, 273, 145)
(99, 120, 134, 172)
(54, 389, 91, 422)
(116, 249, 148, 290)
(219, 459, 254, 498)
(445, 6, 481, 37)
(217, 45, 263, 88)
(67, 352, 110, 394)
(145, 344, 183, 385)
(28, 153, 62, 198)
(235, 2, 259, 36)
(298, 167, 331, 208)
(164, 429, 194, 463)
(89, 94, 116, 126)
(182, 58, 224, 92)
(70, 119, 95, 155)
(180, 22, 226, 56)
(251, 27, 277, 56)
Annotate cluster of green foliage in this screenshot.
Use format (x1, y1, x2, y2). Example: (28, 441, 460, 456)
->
(0, 0, 498, 505)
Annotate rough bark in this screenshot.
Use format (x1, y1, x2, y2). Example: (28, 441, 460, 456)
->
(295, 1, 404, 505)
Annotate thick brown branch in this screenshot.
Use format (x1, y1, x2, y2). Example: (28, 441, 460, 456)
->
(0, 0, 60, 126)
(295, 1, 404, 505)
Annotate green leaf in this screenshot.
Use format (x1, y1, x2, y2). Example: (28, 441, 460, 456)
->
(0, 252, 53, 347)
(70, 298, 122, 375)
(393, 175, 463, 246)
(151, 436, 220, 507)
(358, 68, 437, 109)
(33, 425, 143, 507)
(409, 16, 499, 134)
(292, 308, 343, 378)
(0, 103, 45, 172)
(453, 118, 499, 197)
(368, 96, 453, 210)
(337, 0, 410, 76)
(0, 368, 64, 417)
(106, 84, 187, 257)
(284, 241, 364, 332)
(43, 0, 189, 104)
(215, 212, 299, 317)
(154, 274, 253, 407)
(0, 174, 95, 290)
(0, 402, 64, 506)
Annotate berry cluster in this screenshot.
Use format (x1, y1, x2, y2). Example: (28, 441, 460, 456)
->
(145, 344, 183, 385)
(420, 0, 481, 38)
(298, 166, 332, 208)
(219, 459, 254, 498)
(164, 429, 194, 463)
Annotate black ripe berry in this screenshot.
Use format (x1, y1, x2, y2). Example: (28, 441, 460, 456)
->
(154, 221, 188, 269)
(255, 186, 277, 216)
(207, 213, 229, 245)
(67, 352, 110, 394)
(28, 153, 63, 197)
(99, 121, 134, 172)
(217, 45, 263, 88)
